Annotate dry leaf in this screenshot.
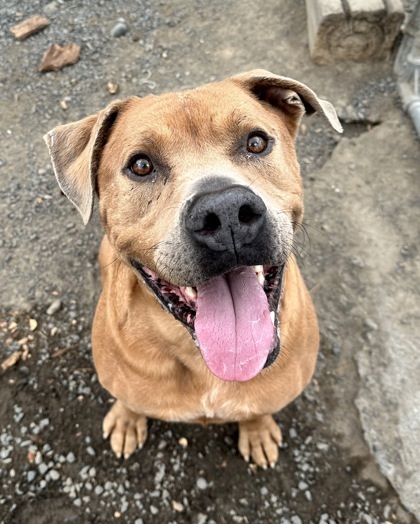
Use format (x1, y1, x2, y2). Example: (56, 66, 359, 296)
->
(1, 350, 22, 371)
(10, 14, 50, 41)
(39, 43, 81, 73)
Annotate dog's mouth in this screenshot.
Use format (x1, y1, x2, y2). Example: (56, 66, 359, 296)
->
(131, 261, 284, 382)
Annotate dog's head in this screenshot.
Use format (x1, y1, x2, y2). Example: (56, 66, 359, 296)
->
(45, 70, 341, 382)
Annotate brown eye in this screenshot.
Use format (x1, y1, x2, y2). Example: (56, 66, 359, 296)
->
(130, 156, 154, 177)
(247, 134, 268, 154)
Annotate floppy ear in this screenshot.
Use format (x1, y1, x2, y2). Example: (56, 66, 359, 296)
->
(232, 69, 343, 135)
(44, 100, 125, 225)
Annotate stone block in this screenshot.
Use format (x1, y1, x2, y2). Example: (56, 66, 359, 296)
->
(306, 0, 404, 64)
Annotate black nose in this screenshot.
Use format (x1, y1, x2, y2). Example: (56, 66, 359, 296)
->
(185, 186, 267, 253)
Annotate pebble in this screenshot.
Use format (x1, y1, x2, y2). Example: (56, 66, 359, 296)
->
(289, 428, 298, 439)
(39, 418, 50, 431)
(291, 517, 303, 524)
(27, 470, 36, 483)
(38, 463, 49, 476)
(86, 446, 96, 456)
(94, 485, 104, 495)
(150, 505, 158, 515)
(196, 477, 208, 490)
(316, 442, 329, 451)
(49, 469, 60, 481)
(46, 299, 62, 315)
(111, 21, 128, 38)
(66, 451, 76, 463)
(364, 318, 378, 331)
(134, 519, 144, 524)
(260, 486, 268, 496)
(298, 481, 308, 491)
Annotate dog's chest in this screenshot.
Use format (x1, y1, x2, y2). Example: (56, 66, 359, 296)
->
(176, 383, 256, 423)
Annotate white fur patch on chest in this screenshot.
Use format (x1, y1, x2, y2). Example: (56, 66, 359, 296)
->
(199, 383, 254, 420)
(159, 384, 257, 423)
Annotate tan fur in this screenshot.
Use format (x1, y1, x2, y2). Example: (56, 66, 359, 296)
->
(45, 70, 341, 467)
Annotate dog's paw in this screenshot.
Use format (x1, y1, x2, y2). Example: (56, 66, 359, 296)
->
(238, 415, 282, 469)
(102, 400, 148, 459)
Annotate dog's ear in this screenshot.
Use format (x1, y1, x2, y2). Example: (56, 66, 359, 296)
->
(232, 69, 343, 136)
(44, 100, 125, 225)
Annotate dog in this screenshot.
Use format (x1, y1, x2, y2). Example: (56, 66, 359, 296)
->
(45, 70, 342, 468)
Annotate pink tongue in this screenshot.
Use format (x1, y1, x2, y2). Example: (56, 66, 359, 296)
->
(195, 267, 275, 382)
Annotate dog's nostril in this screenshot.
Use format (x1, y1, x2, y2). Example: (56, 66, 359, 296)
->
(200, 212, 222, 233)
(238, 204, 260, 224)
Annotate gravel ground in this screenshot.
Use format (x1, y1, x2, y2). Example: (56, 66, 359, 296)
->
(0, 299, 414, 523)
(1, 1, 419, 523)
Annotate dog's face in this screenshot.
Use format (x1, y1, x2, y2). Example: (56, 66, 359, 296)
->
(46, 70, 341, 383)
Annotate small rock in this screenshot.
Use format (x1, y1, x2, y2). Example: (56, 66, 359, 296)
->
(134, 519, 144, 524)
(289, 427, 298, 439)
(178, 437, 188, 448)
(66, 452, 76, 463)
(0, 449, 10, 459)
(150, 505, 158, 515)
(291, 516, 303, 524)
(27, 470, 36, 483)
(49, 469, 60, 481)
(107, 82, 119, 94)
(196, 477, 208, 490)
(364, 318, 378, 331)
(111, 22, 128, 38)
(39, 418, 50, 431)
(38, 463, 49, 475)
(260, 486, 268, 496)
(86, 446, 95, 456)
(172, 500, 184, 512)
(94, 485, 104, 495)
(316, 442, 329, 451)
(298, 481, 308, 491)
(47, 299, 62, 315)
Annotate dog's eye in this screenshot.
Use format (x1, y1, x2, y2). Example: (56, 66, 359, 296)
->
(247, 134, 268, 154)
(130, 156, 154, 177)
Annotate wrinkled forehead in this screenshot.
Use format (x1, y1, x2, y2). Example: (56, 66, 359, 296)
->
(110, 82, 279, 153)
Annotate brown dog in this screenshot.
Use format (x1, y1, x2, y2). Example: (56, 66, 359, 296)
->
(45, 70, 341, 468)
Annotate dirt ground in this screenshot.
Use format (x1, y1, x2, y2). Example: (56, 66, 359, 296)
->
(1, 1, 419, 523)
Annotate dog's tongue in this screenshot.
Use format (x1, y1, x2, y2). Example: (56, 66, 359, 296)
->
(195, 266, 275, 382)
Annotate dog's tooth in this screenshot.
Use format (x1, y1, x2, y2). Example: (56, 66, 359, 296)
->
(253, 265, 263, 273)
(185, 286, 197, 299)
(257, 272, 265, 286)
(270, 311, 276, 325)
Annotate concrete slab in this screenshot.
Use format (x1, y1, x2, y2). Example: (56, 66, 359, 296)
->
(306, 108, 420, 519)
(306, 0, 404, 63)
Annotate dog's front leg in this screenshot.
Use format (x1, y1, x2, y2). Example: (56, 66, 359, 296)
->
(102, 399, 148, 459)
(238, 415, 282, 468)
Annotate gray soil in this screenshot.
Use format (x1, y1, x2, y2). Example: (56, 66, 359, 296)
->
(1, 1, 419, 523)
